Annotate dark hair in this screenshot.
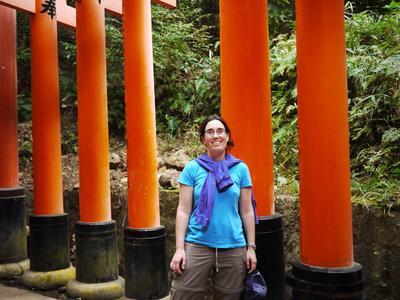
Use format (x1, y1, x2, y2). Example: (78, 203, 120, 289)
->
(198, 114, 234, 150)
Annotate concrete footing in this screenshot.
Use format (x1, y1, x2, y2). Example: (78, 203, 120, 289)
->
(21, 264, 75, 290)
(66, 276, 124, 300)
(65, 221, 123, 300)
(0, 259, 29, 279)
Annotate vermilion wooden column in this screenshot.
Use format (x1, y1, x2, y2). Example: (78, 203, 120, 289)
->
(66, 1, 123, 298)
(0, 5, 28, 279)
(124, 0, 159, 229)
(0, 6, 18, 188)
(122, 1, 168, 298)
(296, 0, 353, 268)
(20, 0, 74, 289)
(30, 0, 63, 216)
(76, 0, 111, 223)
(219, 1, 285, 299)
(220, 0, 273, 217)
(287, 1, 363, 298)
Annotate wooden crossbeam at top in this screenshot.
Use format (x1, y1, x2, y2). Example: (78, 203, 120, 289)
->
(0, 0, 176, 28)
(0, 0, 35, 13)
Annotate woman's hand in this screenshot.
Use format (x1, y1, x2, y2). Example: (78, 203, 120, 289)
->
(170, 248, 186, 275)
(246, 247, 257, 273)
(171, 184, 192, 275)
(239, 187, 257, 273)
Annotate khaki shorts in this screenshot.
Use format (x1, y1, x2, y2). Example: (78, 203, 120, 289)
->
(170, 242, 247, 300)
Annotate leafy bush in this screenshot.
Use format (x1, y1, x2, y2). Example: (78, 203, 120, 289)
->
(269, 34, 299, 191)
(268, 0, 295, 38)
(16, 13, 31, 122)
(104, 18, 125, 131)
(346, 1, 400, 207)
(152, 1, 220, 134)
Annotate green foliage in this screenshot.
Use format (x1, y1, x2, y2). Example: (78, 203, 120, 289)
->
(18, 123, 33, 166)
(345, 2, 400, 207)
(16, 13, 31, 122)
(268, 0, 295, 38)
(58, 30, 77, 104)
(348, 0, 393, 13)
(105, 18, 125, 131)
(17, 94, 32, 122)
(269, 33, 298, 192)
(352, 176, 399, 210)
(152, 1, 220, 134)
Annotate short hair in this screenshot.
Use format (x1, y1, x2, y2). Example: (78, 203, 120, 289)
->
(198, 114, 234, 150)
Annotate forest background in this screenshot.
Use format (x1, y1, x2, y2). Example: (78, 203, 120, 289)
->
(15, 0, 399, 209)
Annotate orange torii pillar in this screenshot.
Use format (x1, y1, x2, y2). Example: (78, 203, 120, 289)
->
(20, 0, 75, 290)
(220, 1, 285, 299)
(0, 6, 29, 279)
(286, 1, 364, 299)
(65, 0, 123, 299)
(122, 0, 172, 298)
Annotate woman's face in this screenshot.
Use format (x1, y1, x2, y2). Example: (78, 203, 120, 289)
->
(202, 120, 229, 155)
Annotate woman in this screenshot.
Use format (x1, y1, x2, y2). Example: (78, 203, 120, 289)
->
(170, 115, 257, 300)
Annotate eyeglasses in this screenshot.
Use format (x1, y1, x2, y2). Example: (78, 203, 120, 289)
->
(204, 128, 226, 137)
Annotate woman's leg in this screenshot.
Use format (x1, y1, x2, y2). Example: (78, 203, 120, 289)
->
(213, 247, 247, 300)
(170, 243, 214, 300)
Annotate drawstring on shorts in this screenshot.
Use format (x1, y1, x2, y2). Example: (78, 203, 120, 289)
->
(215, 248, 219, 272)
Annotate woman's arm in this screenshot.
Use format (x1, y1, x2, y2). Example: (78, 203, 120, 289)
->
(239, 187, 257, 273)
(169, 184, 193, 275)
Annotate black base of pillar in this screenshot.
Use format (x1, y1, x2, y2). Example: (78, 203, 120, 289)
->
(75, 221, 119, 283)
(0, 187, 27, 264)
(286, 261, 364, 299)
(255, 214, 286, 300)
(29, 214, 70, 272)
(124, 226, 169, 299)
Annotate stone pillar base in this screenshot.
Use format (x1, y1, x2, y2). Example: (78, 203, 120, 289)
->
(74, 221, 119, 283)
(256, 214, 286, 300)
(21, 264, 75, 290)
(29, 214, 71, 272)
(0, 187, 28, 279)
(124, 226, 169, 299)
(287, 261, 364, 299)
(0, 259, 29, 279)
(66, 276, 124, 300)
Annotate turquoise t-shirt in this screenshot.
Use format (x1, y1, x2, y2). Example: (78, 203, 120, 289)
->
(178, 159, 252, 248)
